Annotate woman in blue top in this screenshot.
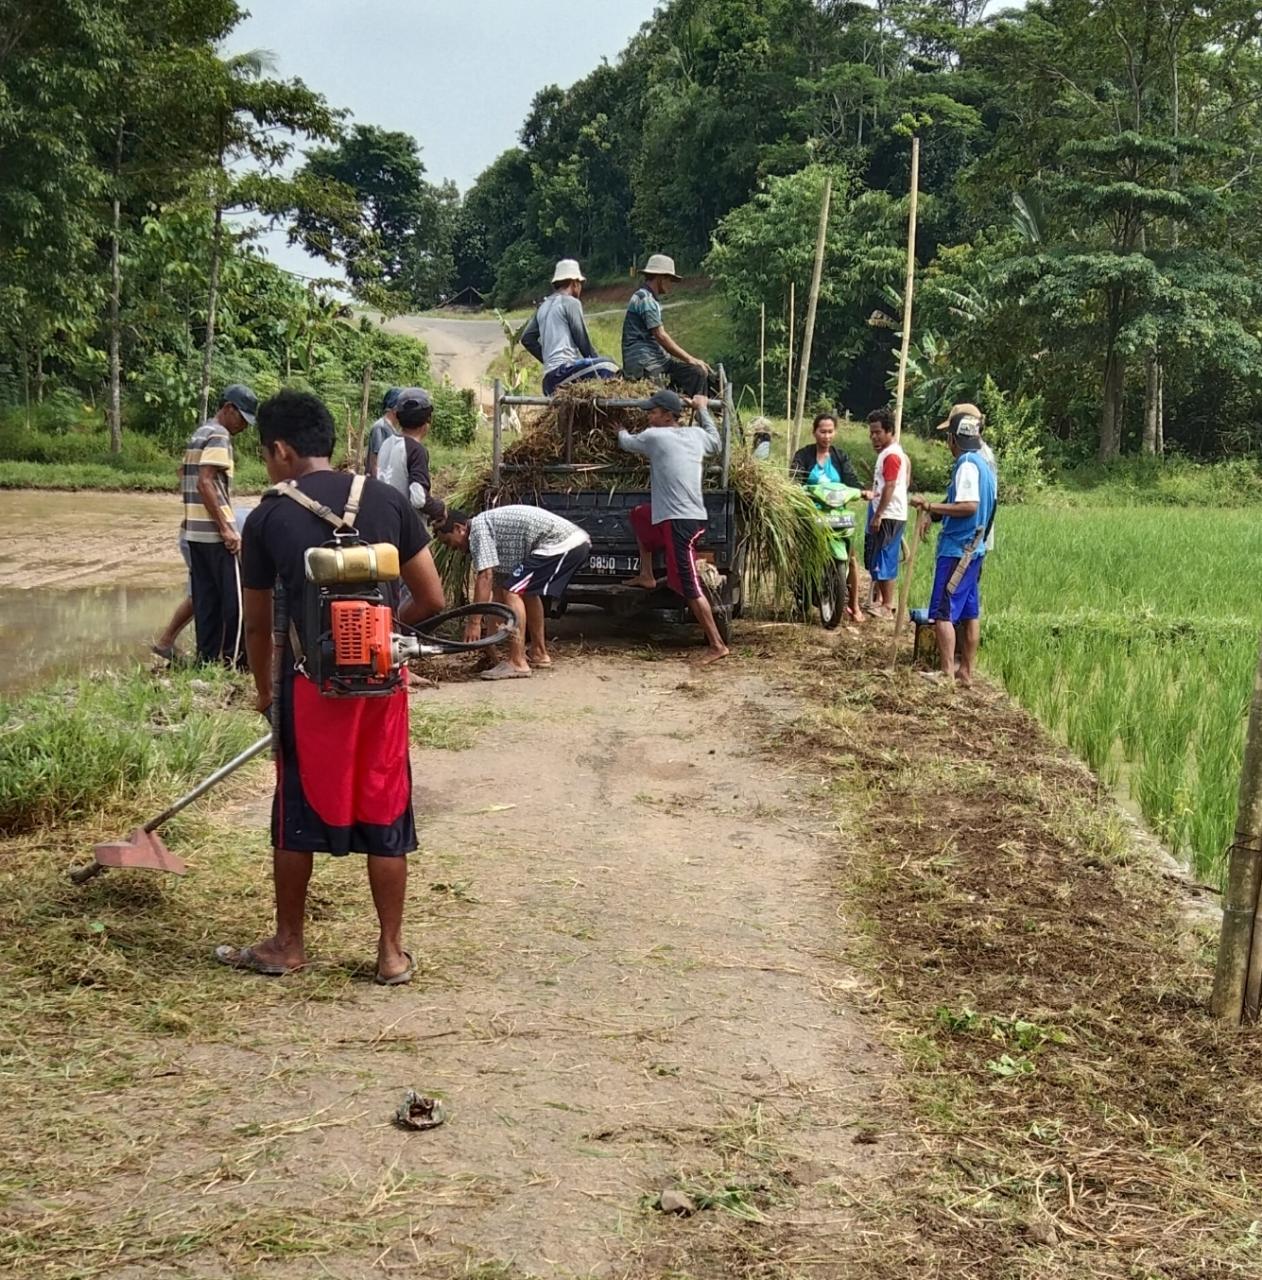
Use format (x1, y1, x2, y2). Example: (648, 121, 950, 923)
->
(790, 412, 869, 623)
(789, 413, 865, 488)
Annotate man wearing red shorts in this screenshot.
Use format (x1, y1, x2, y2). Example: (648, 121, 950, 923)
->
(216, 390, 445, 984)
(618, 388, 728, 664)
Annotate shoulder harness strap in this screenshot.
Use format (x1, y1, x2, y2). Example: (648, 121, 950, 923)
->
(266, 474, 367, 531)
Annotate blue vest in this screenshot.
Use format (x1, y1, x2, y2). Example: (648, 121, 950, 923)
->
(938, 449, 996, 560)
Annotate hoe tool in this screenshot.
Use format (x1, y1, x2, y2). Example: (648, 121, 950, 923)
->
(68, 734, 272, 885)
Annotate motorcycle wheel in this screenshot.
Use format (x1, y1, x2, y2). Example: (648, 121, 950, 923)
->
(818, 561, 845, 630)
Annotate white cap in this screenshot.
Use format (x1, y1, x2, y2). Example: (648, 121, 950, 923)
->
(642, 253, 680, 279)
(551, 258, 585, 284)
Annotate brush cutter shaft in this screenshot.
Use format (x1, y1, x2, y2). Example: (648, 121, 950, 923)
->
(143, 734, 272, 832)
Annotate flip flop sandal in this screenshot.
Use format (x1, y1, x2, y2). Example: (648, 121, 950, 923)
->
(375, 950, 415, 986)
(480, 662, 532, 681)
(151, 643, 176, 661)
(528, 657, 553, 669)
(214, 944, 302, 977)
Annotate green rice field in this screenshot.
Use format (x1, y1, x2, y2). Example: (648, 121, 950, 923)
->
(910, 507, 1262, 883)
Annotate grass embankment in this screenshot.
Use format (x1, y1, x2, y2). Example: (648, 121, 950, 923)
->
(757, 625, 1260, 1278)
(0, 667, 504, 1276)
(0, 419, 491, 496)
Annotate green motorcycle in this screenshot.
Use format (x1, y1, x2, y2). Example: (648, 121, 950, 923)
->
(803, 480, 864, 629)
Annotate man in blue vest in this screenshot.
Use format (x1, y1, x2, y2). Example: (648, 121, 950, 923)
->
(910, 402, 997, 688)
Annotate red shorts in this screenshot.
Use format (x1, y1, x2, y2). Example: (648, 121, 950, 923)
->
(272, 672, 416, 856)
(629, 505, 705, 600)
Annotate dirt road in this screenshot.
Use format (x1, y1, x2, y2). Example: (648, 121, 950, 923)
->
(22, 647, 892, 1277)
(382, 314, 504, 399)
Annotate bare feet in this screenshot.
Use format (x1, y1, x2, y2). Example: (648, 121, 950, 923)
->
(696, 645, 730, 666)
(623, 574, 657, 590)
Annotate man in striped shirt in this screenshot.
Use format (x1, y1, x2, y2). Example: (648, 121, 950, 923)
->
(182, 384, 258, 664)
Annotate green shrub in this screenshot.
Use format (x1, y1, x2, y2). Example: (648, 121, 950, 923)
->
(431, 382, 480, 447)
(978, 377, 1045, 504)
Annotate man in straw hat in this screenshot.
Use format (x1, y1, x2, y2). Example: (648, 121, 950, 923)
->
(910, 401, 997, 688)
(521, 259, 618, 395)
(622, 253, 716, 397)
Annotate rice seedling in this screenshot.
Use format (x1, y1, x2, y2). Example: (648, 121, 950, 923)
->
(907, 507, 1261, 882)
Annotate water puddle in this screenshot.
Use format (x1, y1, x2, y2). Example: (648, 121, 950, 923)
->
(0, 584, 180, 694)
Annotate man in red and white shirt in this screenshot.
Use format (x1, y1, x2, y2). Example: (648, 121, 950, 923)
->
(863, 408, 910, 617)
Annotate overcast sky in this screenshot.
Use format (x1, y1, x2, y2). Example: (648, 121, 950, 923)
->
(225, 0, 660, 278)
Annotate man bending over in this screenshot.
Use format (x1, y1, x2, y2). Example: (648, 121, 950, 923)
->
(435, 505, 590, 680)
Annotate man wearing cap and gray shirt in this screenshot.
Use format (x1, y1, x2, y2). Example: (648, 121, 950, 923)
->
(377, 387, 446, 528)
(910, 402, 997, 688)
(935, 400, 997, 552)
(181, 383, 258, 665)
(365, 387, 400, 478)
(521, 259, 618, 395)
(618, 388, 728, 664)
(622, 254, 716, 397)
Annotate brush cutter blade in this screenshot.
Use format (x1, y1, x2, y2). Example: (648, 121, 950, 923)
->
(91, 829, 188, 875)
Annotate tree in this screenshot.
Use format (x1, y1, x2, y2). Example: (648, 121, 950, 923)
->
(294, 124, 456, 309)
(706, 163, 905, 410)
(192, 47, 342, 421)
(969, 0, 1262, 459)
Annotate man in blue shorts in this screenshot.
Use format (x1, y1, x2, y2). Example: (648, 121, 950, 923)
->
(910, 404, 996, 687)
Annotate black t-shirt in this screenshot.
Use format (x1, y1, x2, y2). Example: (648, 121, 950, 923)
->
(241, 471, 429, 650)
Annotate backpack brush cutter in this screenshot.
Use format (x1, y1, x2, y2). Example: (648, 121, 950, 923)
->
(68, 515, 515, 885)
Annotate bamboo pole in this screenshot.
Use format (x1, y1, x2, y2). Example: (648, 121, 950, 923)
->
(357, 362, 372, 472)
(1212, 630, 1262, 1023)
(759, 303, 766, 417)
(892, 136, 921, 443)
(792, 175, 833, 457)
(784, 282, 795, 449)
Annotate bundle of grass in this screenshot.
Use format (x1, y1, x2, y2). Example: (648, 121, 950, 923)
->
(441, 380, 832, 607)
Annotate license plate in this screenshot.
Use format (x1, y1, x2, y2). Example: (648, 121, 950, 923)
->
(589, 554, 639, 575)
(827, 515, 855, 531)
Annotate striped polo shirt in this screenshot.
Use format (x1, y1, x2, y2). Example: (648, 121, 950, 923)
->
(181, 421, 235, 543)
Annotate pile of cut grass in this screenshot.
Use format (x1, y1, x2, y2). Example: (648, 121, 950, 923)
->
(447, 379, 832, 605)
(752, 623, 1260, 1279)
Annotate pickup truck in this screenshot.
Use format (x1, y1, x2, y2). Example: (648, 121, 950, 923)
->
(489, 374, 746, 641)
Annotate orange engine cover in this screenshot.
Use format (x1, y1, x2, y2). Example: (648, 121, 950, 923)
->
(331, 600, 394, 677)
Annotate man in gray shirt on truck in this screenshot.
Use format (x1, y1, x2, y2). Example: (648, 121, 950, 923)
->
(617, 388, 728, 664)
(520, 259, 618, 395)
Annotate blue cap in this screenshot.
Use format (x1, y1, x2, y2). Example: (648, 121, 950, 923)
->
(383, 387, 401, 412)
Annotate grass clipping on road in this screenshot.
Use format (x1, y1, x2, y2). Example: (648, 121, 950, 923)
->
(754, 624, 1259, 1279)
(447, 378, 832, 603)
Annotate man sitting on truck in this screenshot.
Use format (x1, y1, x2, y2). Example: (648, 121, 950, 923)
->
(622, 254, 717, 398)
(520, 259, 618, 395)
(434, 505, 591, 680)
(617, 388, 728, 665)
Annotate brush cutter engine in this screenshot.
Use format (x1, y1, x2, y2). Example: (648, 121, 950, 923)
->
(301, 534, 424, 697)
